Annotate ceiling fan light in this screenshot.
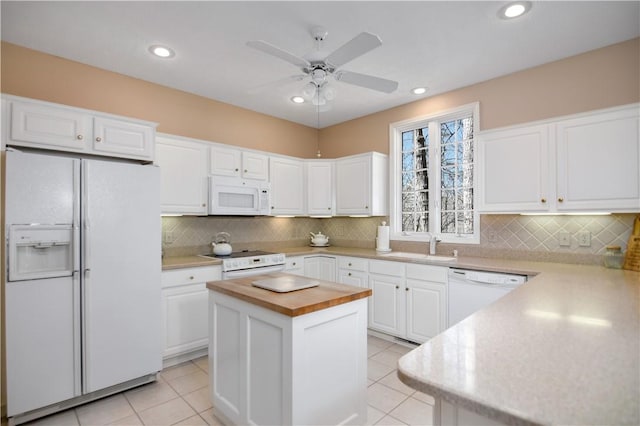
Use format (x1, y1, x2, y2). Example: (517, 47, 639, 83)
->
(302, 82, 317, 99)
(322, 85, 336, 101)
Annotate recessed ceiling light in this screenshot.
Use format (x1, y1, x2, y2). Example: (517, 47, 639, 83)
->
(291, 96, 305, 104)
(498, 1, 531, 19)
(149, 45, 175, 58)
(411, 87, 427, 95)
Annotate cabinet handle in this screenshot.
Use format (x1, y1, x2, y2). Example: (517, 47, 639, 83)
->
(235, 168, 239, 172)
(348, 263, 352, 266)
(365, 206, 369, 209)
(244, 169, 248, 173)
(558, 197, 564, 203)
(202, 203, 206, 207)
(348, 272, 352, 276)
(328, 207, 331, 210)
(271, 206, 275, 209)
(292, 262, 296, 266)
(189, 276, 194, 280)
(77, 135, 83, 140)
(95, 136, 102, 142)
(541, 198, 547, 203)
(405, 287, 409, 292)
(395, 285, 399, 289)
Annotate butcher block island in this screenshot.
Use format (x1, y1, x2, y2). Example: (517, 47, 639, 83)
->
(207, 272, 372, 426)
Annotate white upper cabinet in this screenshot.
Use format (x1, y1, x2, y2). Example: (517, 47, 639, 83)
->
(92, 116, 154, 160)
(306, 160, 335, 216)
(478, 124, 550, 212)
(555, 106, 640, 211)
(210, 146, 268, 181)
(336, 152, 388, 216)
(156, 135, 209, 215)
(5, 95, 155, 161)
(269, 156, 305, 215)
(478, 104, 640, 213)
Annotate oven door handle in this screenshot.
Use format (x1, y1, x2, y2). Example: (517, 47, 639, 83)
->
(223, 264, 286, 279)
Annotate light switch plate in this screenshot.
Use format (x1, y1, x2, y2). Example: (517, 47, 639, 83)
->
(558, 232, 571, 247)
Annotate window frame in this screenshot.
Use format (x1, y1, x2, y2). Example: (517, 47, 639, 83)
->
(388, 102, 480, 244)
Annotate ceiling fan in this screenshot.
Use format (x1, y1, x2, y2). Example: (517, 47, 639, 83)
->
(247, 26, 399, 106)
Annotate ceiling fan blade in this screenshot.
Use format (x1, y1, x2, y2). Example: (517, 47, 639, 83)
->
(325, 32, 382, 68)
(335, 70, 399, 93)
(247, 40, 310, 69)
(247, 74, 307, 94)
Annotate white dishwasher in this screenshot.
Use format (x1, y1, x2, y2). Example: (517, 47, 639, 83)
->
(448, 268, 527, 327)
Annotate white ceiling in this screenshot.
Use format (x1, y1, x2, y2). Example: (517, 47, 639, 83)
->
(1, 1, 638, 128)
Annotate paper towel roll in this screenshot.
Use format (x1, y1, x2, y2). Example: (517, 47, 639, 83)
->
(377, 225, 390, 251)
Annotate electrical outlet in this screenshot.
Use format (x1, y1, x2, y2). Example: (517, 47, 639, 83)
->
(163, 231, 175, 244)
(558, 232, 571, 247)
(577, 231, 591, 247)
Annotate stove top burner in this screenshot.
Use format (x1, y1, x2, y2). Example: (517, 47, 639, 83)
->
(202, 250, 274, 259)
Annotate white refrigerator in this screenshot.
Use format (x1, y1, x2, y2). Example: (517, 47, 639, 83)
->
(5, 149, 162, 421)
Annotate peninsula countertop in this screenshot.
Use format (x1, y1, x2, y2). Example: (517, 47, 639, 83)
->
(397, 263, 640, 426)
(206, 272, 371, 317)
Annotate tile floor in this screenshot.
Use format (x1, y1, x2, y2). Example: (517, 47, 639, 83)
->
(25, 335, 434, 426)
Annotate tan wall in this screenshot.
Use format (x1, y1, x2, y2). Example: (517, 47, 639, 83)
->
(319, 38, 640, 158)
(0, 42, 318, 158)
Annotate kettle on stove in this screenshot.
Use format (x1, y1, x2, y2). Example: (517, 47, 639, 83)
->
(211, 232, 233, 256)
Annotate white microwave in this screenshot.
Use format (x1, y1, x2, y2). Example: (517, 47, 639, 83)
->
(208, 176, 271, 216)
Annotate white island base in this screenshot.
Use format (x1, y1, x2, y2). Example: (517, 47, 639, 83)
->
(208, 289, 368, 426)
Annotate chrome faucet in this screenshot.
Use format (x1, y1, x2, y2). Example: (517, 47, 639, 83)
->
(429, 235, 441, 255)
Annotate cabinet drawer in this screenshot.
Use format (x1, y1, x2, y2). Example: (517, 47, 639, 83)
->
(369, 260, 405, 277)
(162, 266, 221, 288)
(285, 256, 304, 269)
(338, 256, 368, 271)
(406, 264, 448, 283)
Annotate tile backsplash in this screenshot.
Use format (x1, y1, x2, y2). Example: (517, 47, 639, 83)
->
(162, 213, 636, 264)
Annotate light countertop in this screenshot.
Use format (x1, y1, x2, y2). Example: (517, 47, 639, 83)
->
(397, 264, 640, 425)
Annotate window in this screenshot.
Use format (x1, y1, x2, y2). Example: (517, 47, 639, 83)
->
(389, 103, 479, 244)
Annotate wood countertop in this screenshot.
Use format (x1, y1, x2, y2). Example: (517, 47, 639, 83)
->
(206, 272, 371, 317)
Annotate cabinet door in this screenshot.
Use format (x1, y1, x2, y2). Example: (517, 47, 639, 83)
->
(405, 279, 446, 343)
(162, 282, 209, 358)
(156, 136, 209, 215)
(555, 106, 640, 211)
(336, 156, 371, 215)
(10, 100, 91, 151)
(242, 151, 269, 180)
(368, 273, 405, 336)
(270, 157, 305, 215)
(210, 146, 242, 177)
(307, 161, 335, 216)
(478, 125, 550, 213)
(92, 116, 154, 160)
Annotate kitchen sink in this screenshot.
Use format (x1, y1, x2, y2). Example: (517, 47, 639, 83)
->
(378, 252, 457, 262)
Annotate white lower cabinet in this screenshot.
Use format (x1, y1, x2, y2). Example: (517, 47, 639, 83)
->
(304, 255, 337, 282)
(285, 256, 305, 276)
(161, 265, 221, 366)
(209, 291, 368, 425)
(368, 260, 448, 344)
(337, 256, 368, 288)
(368, 260, 406, 337)
(405, 264, 448, 343)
